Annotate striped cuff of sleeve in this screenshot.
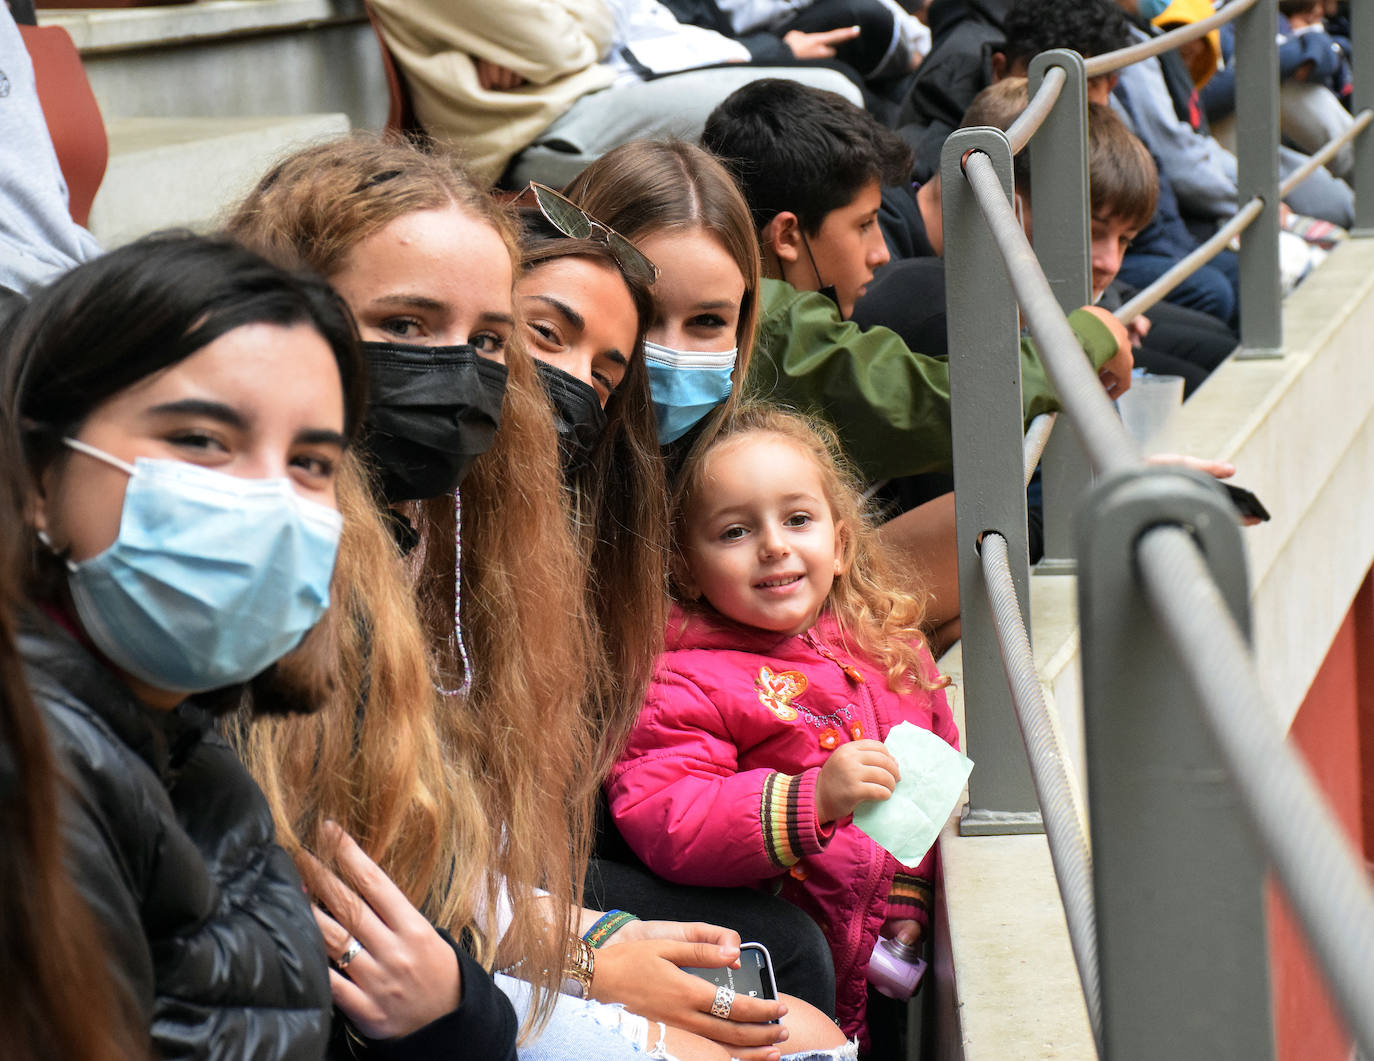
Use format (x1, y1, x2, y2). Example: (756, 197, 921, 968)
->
(888, 873, 934, 919)
(760, 769, 828, 870)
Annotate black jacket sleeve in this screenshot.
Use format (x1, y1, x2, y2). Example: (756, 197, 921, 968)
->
(335, 931, 519, 1061)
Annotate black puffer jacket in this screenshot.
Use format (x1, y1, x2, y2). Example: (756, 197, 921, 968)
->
(21, 612, 332, 1060)
(896, 0, 1013, 180)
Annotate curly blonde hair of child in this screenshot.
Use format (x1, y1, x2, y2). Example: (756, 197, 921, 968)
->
(225, 133, 594, 1031)
(671, 402, 947, 694)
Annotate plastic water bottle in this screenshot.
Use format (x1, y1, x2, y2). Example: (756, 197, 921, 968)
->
(866, 936, 927, 1000)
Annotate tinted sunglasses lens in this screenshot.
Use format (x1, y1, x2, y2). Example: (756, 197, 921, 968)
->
(531, 184, 591, 239)
(608, 232, 659, 285)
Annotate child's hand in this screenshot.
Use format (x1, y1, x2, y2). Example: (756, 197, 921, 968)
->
(816, 739, 900, 825)
(881, 917, 923, 948)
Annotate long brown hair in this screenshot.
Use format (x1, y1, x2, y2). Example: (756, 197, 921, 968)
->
(672, 403, 946, 693)
(0, 389, 142, 1059)
(519, 233, 668, 767)
(226, 134, 593, 1025)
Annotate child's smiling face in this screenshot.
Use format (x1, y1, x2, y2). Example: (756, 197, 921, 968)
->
(679, 431, 844, 637)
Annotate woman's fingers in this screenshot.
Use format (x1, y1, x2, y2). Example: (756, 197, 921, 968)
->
(314, 904, 379, 990)
(320, 821, 421, 931)
(297, 847, 386, 953)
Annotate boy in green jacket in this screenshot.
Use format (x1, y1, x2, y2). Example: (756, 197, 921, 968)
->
(701, 77, 1132, 486)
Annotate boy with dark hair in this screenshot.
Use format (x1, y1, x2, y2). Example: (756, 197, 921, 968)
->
(705, 77, 909, 318)
(702, 77, 1131, 487)
(996, 0, 1131, 80)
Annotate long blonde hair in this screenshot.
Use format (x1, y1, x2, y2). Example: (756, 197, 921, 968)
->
(226, 135, 593, 1025)
(672, 403, 946, 693)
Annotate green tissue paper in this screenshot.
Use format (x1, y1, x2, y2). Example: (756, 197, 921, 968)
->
(851, 721, 973, 866)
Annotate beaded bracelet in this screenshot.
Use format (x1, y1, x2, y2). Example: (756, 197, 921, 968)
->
(583, 909, 640, 949)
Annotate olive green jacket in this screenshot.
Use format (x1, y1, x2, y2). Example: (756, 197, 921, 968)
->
(745, 278, 1119, 482)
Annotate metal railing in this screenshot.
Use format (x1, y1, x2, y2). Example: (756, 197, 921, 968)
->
(942, 1, 1374, 1055)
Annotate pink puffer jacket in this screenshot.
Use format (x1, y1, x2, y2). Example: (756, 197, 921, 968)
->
(606, 607, 959, 1040)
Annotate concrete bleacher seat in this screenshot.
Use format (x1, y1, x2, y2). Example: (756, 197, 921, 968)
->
(89, 112, 349, 247)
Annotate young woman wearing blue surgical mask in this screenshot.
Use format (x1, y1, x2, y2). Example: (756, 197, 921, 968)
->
(2, 233, 366, 1058)
(563, 139, 759, 452)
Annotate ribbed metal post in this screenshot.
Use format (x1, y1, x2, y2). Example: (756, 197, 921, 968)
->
(1028, 49, 1093, 573)
(1076, 467, 1272, 1060)
(1232, 0, 1282, 352)
(941, 128, 1040, 834)
(1356, 0, 1374, 234)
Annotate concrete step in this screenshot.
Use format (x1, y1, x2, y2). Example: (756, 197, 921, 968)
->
(88, 112, 349, 247)
(40, 0, 384, 130)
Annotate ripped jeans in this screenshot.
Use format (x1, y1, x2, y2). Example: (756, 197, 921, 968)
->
(494, 975, 859, 1061)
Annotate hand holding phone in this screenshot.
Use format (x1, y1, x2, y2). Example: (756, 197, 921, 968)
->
(682, 942, 779, 1022)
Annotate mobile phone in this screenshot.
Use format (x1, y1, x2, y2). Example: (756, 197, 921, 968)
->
(683, 941, 779, 1020)
(1223, 482, 1271, 522)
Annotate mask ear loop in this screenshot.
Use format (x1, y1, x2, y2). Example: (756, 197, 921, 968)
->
(433, 487, 474, 698)
(798, 231, 840, 308)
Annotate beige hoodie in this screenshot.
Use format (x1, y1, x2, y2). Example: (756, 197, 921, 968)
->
(369, 0, 617, 180)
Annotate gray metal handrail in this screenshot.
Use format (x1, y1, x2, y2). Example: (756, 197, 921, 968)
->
(1022, 413, 1056, 487)
(1138, 526, 1374, 1056)
(982, 532, 1101, 1049)
(1279, 109, 1374, 198)
(1083, 0, 1259, 78)
(1006, 64, 1065, 154)
(1115, 197, 1265, 326)
(943, 1, 1374, 1051)
(963, 149, 1137, 476)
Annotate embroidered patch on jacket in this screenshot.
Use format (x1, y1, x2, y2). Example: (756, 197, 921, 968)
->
(755, 666, 807, 721)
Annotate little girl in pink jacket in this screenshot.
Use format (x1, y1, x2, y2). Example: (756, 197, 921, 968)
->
(606, 404, 960, 1043)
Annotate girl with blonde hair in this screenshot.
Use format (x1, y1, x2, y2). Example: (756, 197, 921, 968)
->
(607, 402, 961, 1046)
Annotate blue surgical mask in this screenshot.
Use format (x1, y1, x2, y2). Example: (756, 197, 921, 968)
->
(644, 340, 736, 445)
(54, 438, 343, 694)
(1136, 0, 1170, 20)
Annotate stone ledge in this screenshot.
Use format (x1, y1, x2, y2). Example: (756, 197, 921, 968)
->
(40, 0, 363, 53)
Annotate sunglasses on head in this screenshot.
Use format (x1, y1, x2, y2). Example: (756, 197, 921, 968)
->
(522, 182, 660, 287)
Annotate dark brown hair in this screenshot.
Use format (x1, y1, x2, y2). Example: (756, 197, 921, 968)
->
(0, 396, 143, 1059)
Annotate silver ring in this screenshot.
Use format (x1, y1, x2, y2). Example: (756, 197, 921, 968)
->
(710, 984, 735, 1019)
(335, 936, 363, 969)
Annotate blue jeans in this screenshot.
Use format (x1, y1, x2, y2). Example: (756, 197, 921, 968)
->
(494, 975, 858, 1061)
(1117, 250, 1239, 330)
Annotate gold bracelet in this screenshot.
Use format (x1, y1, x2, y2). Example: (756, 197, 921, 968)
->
(564, 934, 595, 998)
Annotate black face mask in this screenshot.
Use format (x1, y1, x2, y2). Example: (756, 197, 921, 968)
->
(361, 341, 508, 502)
(533, 359, 606, 473)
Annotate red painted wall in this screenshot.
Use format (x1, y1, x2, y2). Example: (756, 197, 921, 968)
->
(1271, 570, 1374, 1061)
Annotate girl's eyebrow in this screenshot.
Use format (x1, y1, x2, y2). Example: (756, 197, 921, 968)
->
(297, 428, 348, 449)
(146, 398, 245, 428)
(370, 293, 447, 312)
(524, 294, 584, 333)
